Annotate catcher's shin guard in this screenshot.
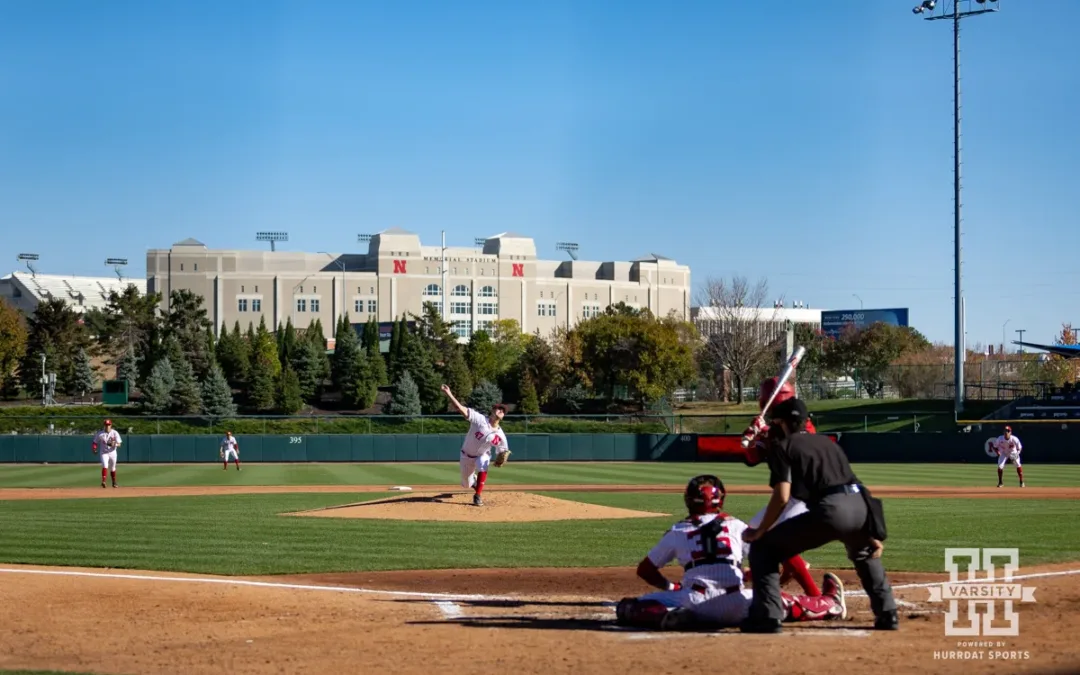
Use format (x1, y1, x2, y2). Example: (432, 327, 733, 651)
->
(780, 592, 845, 622)
(615, 598, 672, 629)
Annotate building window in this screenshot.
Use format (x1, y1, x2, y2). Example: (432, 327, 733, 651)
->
(450, 301, 471, 315)
(453, 267, 457, 275)
(241, 286, 245, 293)
(355, 300, 363, 313)
(537, 303, 556, 317)
(367, 299, 377, 313)
(423, 283, 440, 297)
(311, 298, 320, 312)
(539, 291, 544, 298)
(313, 286, 317, 293)
(452, 322, 472, 339)
(180, 263, 184, 271)
(296, 298, 307, 312)
(479, 285, 496, 298)
(477, 301, 498, 316)
(194, 264, 198, 271)
(255, 286, 259, 292)
(252, 299, 261, 312)
(582, 304, 601, 319)
(452, 284, 469, 297)
(238, 298, 248, 312)
(480, 268, 485, 276)
(477, 319, 495, 333)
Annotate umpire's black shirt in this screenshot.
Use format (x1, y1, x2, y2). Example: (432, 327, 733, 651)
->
(767, 431, 860, 504)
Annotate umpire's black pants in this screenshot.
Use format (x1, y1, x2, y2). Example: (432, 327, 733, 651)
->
(747, 490, 897, 622)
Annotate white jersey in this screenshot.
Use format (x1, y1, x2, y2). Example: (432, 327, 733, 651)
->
(647, 513, 749, 591)
(460, 408, 508, 458)
(994, 435, 1022, 458)
(93, 429, 122, 451)
(221, 436, 239, 453)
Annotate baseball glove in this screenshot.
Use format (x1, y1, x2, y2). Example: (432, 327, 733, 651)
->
(493, 450, 511, 468)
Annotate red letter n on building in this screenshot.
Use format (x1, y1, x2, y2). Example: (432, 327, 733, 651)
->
(393, 260, 407, 274)
(512, 263, 524, 277)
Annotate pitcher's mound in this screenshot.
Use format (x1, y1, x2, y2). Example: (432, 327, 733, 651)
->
(287, 491, 669, 523)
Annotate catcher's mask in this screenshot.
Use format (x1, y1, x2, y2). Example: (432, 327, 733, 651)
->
(759, 377, 796, 412)
(684, 474, 726, 515)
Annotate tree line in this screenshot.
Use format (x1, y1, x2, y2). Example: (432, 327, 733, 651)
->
(0, 286, 701, 416)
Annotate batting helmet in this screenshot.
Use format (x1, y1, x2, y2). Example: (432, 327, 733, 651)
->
(759, 376, 796, 411)
(684, 474, 726, 515)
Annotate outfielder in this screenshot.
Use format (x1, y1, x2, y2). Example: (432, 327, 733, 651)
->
(220, 430, 241, 471)
(615, 474, 846, 631)
(91, 419, 122, 488)
(442, 384, 510, 507)
(993, 426, 1024, 488)
(740, 376, 821, 597)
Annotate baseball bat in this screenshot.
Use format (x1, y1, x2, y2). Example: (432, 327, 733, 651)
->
(741, 345, 807, 448)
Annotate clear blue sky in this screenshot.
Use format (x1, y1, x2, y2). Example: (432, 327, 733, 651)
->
(1, 0, 1076, 349)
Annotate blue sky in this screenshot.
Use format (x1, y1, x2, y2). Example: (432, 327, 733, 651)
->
(1, 0, 1076, 349)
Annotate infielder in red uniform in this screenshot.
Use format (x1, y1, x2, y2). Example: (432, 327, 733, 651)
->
(741, 377, 821, 597)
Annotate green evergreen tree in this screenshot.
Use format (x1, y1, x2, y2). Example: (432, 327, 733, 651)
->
(306, 318, 331, 384)
(72, 348, 97, 398)
(443, 347, 473, 408)
(290, 338, 324, 403)
(388, 317, 401, 377)
(518, 372, 540, 415)
(249, 350, 277, 411)
(350, 349, 379, 410)
(394, 327, 442, 414)
(467, 379, 503, 412)
(280, 318, 298, 369)
(171, 354, 204, 415)
(466, 331, 499, 385)
(201, 363, 238, 418)
(276, 364, 304, 414)
(205, 325, 217, 367)
(254, 316, 281, 380)
(365, 316, 389, 386)
(116, 345, 139, 387)
(216, 321, 251, 387)
(331, 320, 362, 405)
(142, 357, 175, 414)
(385, 370, 422, 416)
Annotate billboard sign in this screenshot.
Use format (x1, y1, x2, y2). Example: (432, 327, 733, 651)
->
(821, 308, 909, 340)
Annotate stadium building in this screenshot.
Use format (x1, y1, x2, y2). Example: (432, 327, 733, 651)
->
(0, 272, 146, 316)
(146, 229, 692, 340)
(692, 305, 823, 344)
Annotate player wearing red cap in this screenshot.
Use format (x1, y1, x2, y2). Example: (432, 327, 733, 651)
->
(91, 419, 122, 488)
(742, 377, 821, 596)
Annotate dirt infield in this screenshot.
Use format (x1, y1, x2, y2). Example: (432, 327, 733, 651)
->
(2, 483, 1078, 500)
(1, 562, 1078, 675)
(288, 490, 671, 522)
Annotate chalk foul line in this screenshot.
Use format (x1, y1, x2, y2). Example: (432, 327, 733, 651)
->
(842, 568, 1080, 597)
(0, 567, 511, 601)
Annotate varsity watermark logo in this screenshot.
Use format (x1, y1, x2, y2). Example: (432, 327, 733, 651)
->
(928, 548, 1036, 636)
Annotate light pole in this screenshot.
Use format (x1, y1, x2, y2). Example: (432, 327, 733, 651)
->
(853, 294, 863, 309)
(256, 231, 289, 252)
(911, 0, 999, 414)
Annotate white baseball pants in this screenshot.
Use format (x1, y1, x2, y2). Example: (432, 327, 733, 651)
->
(459, 452, 491, 488)
(99, 449, 117, 471)
(998, 452, 1021, 469)
(224, 449, 238, 462)
(639, 586, 754, 627)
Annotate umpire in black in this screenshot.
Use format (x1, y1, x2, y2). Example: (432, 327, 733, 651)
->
(740, 397, 898, 633)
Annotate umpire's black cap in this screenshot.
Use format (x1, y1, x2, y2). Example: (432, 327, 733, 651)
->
(771, 397, 809, 430)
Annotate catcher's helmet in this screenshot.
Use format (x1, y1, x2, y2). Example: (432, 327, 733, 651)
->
(684, 474, 726, 515)
(759, 377, 796, 411)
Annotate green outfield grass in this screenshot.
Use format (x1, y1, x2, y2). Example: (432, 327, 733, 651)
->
(0, 490, 1077, 575)
(3, 462, 1080, 488)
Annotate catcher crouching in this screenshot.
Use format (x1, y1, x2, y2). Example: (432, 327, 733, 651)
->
(441, 384, 511, 507)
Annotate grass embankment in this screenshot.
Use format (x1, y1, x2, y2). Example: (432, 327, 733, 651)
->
(0, 399, 1004, 435)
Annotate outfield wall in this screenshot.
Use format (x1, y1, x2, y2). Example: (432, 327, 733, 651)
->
(0, 431, 1076, 463)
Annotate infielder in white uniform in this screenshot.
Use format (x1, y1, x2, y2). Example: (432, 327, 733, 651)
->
(993, 426, 1024, 488)
(441, 384, 509, 507)
(220, 430, 241, 471)
(615, 474, 846, 631)
(91, 419, 122, 488)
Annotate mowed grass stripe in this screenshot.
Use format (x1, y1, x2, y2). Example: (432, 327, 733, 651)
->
(3, 463, 1080, 488)
(1, 492, 1079, 575)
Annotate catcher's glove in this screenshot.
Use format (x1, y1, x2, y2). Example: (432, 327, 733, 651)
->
(493, 450, 511, 468)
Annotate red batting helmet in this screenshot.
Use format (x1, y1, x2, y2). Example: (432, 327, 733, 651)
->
(684, 474, 726, 515)
(759, 377, 795, 411)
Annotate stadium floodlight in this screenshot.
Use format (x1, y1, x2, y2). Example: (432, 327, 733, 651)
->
(910, 0, 999, 415)
(17, 253, 39, 276)
(255, 231, 289, 251)
(555, 242, 579, 261)
(358, 234, 373, 244)
(106, 258, 129, 281)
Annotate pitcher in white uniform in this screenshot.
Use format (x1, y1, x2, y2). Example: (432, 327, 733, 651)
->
(614, 474, 847, 631)
(91, 419, 122, 489)
(441, 384, 509, 507)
